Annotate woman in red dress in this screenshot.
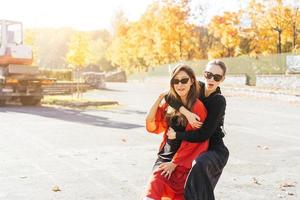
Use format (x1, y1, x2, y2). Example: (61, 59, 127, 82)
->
(144, 64, 209, 200)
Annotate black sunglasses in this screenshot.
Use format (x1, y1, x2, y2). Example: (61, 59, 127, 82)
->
(204, 71, 223, 82)
(171, 77, 190, 85)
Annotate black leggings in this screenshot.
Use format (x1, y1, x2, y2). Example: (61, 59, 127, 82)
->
(184, 145, 229, 200)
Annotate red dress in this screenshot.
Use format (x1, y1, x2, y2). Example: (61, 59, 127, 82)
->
(145, 99, 209, 200)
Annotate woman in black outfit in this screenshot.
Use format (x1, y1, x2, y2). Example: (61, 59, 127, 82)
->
(165, 60, 229, 200)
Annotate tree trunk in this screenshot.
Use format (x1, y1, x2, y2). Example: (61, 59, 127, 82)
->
(292, 8, 299, 49)
(179, 39, 182, 59)
(274, 27, 282, 54)
(278, 31, 282, 54)
(292, 22, 297, 49)
(178, 32, 183, 60)
(76, 68, 80, 99)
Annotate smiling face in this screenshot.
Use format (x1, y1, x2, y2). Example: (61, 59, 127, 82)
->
(171, 70, 193, 100)
(204, 64, 225, 93)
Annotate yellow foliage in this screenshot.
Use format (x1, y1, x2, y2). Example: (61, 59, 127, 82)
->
(106, 0, 202, 72)
(208, 12, 241, 57)
(24, 30, 39, 65)
(106, 0, 300, 73)
(244, 0, 298, 54)
(65, 32, 91, 69)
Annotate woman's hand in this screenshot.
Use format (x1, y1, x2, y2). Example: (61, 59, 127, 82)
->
(158, 91, 168, 101)
(159, 162, 177, 179)
(185, 111, 203, 128)
(167, 127, 176, 139)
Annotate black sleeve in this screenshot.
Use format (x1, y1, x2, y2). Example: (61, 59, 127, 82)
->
(164, 94, 183, 110)
(176, 95, 226, 142)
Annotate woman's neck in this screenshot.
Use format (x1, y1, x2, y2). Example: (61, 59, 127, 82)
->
(204, 88, 216, 97)
(180, 95, 188, 105)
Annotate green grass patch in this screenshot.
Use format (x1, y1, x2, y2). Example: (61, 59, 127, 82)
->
(42, 95, 119, 110)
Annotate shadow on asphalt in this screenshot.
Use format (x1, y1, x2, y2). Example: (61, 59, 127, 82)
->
(0, 105, 143, 130)
(99, 108, 147, 115)
(96, 87, 125, 92)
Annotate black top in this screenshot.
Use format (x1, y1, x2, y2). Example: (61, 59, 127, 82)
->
(155, 116, 185, 166)
(165, 81, 226, 150)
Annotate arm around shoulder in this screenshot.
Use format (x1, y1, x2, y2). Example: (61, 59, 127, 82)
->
(176, 95, 226, 142)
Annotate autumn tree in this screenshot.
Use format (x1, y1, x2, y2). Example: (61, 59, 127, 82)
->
(243, 0, 298, 54)
(264, 0, 294, 53)
(240, 0, 275, 55)
(107, 0, 202, 73)
(106, 9, 132, 71)
(208, 11, 241, 58)
(24, 29, 39, 66)
(146, 0, 203, 63)
(288, 2, 300, 50)
(89, 30, 114, 71)
(32, 28, 74, 69)
(291, 7, 299, 49)
(65, 32, 91, 98)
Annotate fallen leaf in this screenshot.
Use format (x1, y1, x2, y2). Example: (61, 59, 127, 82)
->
(287, 192, 294, 196)
(52, 185, 61, 192)
(277, 194, 284, 198)
(252, 177, 261, 185)
(280, 181, 296, 188)
(263, 146, 269, 150)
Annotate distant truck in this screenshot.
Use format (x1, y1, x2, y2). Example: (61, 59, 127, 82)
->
(0, 19, 54, 106)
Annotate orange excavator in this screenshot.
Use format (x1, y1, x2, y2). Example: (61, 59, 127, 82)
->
(0, 19, 54, 106)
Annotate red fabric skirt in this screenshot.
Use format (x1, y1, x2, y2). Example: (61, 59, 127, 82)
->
(145, 165, 189, 200)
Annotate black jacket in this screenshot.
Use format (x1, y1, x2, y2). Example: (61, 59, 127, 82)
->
(165, 81, 226, 149)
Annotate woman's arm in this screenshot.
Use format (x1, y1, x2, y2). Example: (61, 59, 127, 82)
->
(145, 93, 165, 122)
(165, 92, 202, 128)
(145, 93, 168, 133)
(179, 107, 203, 128)
(168, 95, 226, 142)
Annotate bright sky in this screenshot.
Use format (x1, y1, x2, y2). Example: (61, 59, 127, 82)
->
(2, 0, 153, 30)
(190, 0, 246, 24)
(2, 0, 245, 31)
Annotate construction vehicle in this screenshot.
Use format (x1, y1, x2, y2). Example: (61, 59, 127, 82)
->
(0, 19, 54, 106)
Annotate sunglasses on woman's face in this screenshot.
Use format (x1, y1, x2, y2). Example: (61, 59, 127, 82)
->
(204, 71, 223, 82)
(171, 77, 190, 85)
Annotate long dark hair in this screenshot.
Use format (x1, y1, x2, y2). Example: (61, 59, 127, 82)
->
(165, 64, 200, 127)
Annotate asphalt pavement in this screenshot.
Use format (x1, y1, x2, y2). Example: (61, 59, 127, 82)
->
(0, 80, 299, 200)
